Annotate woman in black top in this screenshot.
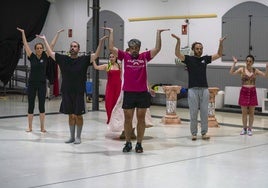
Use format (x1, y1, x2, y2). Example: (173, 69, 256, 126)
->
(17, 27, 64, 132)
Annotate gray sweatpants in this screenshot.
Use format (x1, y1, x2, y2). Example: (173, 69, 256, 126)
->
(188, 88, 209, 136)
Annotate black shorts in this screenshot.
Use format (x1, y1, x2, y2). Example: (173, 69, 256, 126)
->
(60, 92, 86, 115)
(122, 91, 151, 109)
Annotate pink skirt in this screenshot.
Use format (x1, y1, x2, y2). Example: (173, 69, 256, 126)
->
(238, 86, 258, 106)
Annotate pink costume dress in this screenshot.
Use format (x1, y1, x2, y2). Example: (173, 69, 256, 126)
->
(105, 69, 122, 124)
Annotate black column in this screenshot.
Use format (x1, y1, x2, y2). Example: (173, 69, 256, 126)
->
(92, 0, 100, 111)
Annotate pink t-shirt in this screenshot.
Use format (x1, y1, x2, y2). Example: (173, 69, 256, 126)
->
(118, 50, 152, 92)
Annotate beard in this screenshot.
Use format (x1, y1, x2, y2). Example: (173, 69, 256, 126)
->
(69, 49, 78, 56)
(131, 52, 139, 59)
(194, 51, 202, 57)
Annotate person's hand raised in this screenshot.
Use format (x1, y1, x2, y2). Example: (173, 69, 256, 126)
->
(100, 35, 108, 41)
(16, 27, 24, 33)
(171, 33, 180, 41)
(35, 34, 46, 40)
(101, 27, 113, 33)
(57, 29, 64, 33)
(232, 56, 238, 64)
(157, 29, 170, 33)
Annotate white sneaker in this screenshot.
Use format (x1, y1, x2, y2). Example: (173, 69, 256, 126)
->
(240, 129, 247, 135)
(247, 129, 253, 136)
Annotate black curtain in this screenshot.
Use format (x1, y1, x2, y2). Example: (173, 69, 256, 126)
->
(0, 0, 50, 85)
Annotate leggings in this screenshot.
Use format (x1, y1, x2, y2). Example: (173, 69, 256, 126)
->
(27, 83, 46, 114)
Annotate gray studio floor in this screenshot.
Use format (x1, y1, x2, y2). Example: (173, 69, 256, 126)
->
(0, 94, 268, 188)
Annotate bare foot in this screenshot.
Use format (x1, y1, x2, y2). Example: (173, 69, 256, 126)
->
(26, 129, 32, 132)
(41, 129, 47, 133)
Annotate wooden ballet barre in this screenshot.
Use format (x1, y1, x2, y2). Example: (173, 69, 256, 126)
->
(128, 14, 217, 22)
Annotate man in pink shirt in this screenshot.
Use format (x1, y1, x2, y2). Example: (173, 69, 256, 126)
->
(103, 27, 169, 153)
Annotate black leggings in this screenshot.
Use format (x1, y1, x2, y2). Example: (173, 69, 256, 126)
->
(27, 83, 46, 114)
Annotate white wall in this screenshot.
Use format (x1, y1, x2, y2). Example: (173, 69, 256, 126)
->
(41, 0, 268, 66)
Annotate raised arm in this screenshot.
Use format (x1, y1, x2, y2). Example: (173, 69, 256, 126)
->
(255, 63, 268, 78)
(90, 35, 108, 62)
(17, 27, 32, 57)
(171, 33, 185, 61)
(230, 56, 242, 75)
(265, 63, 268, 77)
(50, 29, 64, 50)
(211, 36, 226, 61)
(101, 27, 118, 57)
(92, 60, 108, 71)
(150, 29, 169, 58)
(36, 35, 56, 61)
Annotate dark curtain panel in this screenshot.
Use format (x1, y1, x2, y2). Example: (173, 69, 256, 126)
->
(0, 0, 50, 85)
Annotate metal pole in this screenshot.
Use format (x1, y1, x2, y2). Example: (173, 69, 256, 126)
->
(249, 15, 252, 55)
(92, 0, 100, 111)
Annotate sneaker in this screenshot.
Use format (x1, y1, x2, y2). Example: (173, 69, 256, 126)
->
(135, 142, 143, 153)
(247, 128, 253, 136)
(201, 134, 210, 140)
(192, 135, 197, 141)
(240, 128, 247, 135)
(122, 142, 132, 152)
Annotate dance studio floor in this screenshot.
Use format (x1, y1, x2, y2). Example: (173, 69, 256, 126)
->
(0, 94, 268, 188)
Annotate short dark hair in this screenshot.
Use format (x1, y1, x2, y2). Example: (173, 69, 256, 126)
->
(191, 42, 202, 50)
(70, 41, 80, 49)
